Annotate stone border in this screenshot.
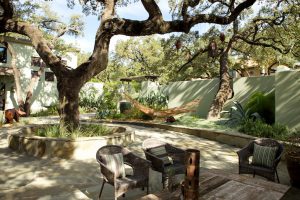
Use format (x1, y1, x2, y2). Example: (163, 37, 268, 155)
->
(90, 119, 256, 148)
(8, 124, 135, 159)
(93, 120, 300, 160)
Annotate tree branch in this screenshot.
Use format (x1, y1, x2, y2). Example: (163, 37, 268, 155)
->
(181, 0, 201, 20)
(2, 19, 67, 75)
(115, 0, 256, 35)
(0, 0, 14, 21)
(177, 48, 208, 72)
(141, 0, 162, 20)
(235, 34, 290, 54)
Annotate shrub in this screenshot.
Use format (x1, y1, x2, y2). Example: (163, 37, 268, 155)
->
(96, 82, 120, 119)
(79, 87, 102, 112)
(136, 91, 168, 110)
(244, 91, 275, 124)
(238, 119, 290, 139)
(224, 101, 261, 126)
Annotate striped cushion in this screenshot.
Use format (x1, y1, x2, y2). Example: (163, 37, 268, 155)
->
(252, 143, 278, 168)
(149, 146, 172, 166)
(101, 153, 125, 178)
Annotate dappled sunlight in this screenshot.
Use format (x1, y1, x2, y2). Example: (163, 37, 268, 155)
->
(0, 118, 291, 199)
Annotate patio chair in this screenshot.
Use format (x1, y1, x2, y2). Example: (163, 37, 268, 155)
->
(142, 138, 186, 189)
(96, 145, 150, 200)
(237, 138, 283, 183)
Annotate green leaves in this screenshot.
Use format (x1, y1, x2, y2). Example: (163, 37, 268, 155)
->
(136, 91, 168, 110)
(245, 91, 275, 124)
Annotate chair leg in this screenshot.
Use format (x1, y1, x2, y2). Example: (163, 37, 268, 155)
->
(99, 180, 106, 199)
(162, 175, 168, 189)
(114, 190, 117, 200)
(147, 183, 149, 194)
(276, 170, 280, 183)
(253, 171, 256, 178)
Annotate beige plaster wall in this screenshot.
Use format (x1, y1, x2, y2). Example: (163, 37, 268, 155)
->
(149, 73, 299, 128)
(275, 71, 300, 129)
(161, 79, 219, 118)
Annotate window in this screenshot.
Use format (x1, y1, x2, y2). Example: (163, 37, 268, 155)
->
(45, 72, 54, 82)
(31, 70, 39, 78)
(31, 56, 47, 68)
(0, 47, 7, 63)
(31, 57, 40, 66)
(31, 71, 55, 82)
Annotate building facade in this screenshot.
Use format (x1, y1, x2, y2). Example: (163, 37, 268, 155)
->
(0, 35, 77, 114)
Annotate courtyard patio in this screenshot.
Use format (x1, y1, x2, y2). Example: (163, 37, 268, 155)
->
(0, 115, 297, 199)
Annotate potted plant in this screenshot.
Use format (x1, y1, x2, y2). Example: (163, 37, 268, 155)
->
(285, 132, 300, 188)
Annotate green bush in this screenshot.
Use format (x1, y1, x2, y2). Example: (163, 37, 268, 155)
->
(238, 119, 289, 139)
(245, 91, 275, 124)
(96, 82, 120, 119)
(136, 91, 168, 110)
(79, 87, 102, 112)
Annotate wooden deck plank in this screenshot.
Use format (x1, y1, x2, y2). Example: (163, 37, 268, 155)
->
(199, 175, 230, 196)
(204, 168, 290, 194)
(137, 169, 290, 200)
(201, 180, 284, 200)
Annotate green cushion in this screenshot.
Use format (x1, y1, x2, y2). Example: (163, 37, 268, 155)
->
(149, 145, 173, 166)
(252, 143, 278, 168)
(101, 153, 125, 178)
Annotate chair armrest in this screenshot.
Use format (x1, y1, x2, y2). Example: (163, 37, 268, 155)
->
(124, 152, 151, 177)
(99, 161, 115, 184)
(272, 150, 283, 169)
(166, 145, 186, 164)
(237, 146, 252, 165)
(124, 152, 151, 169)
(144, 151, 164, 172)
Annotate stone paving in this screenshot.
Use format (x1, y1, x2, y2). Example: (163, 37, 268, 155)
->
(0, 116, 291, 200)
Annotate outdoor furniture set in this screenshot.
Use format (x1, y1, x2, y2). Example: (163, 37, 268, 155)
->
(96, 138, 283, 199)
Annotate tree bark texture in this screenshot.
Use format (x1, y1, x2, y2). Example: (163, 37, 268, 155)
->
(23, 65, 45, 116)
(207, 50, 233, 119)
(57, 77, 81, 131)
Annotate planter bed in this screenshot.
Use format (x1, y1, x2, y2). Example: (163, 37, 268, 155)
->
(7, 124, 135, 159)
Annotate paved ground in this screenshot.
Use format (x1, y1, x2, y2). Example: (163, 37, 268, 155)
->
(0, 115, 291, 199)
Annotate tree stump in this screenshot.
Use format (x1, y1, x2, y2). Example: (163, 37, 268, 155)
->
(184, 149, 200, 200)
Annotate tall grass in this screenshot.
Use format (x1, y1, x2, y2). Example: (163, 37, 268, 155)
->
(36, 124, 114, 138)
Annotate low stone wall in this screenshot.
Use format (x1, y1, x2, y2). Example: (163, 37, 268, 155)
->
(8, 124, 135, 160)
(97, 120, 255, 148)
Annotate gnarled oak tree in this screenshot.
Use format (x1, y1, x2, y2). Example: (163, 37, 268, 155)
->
(0, 0, 257, 130)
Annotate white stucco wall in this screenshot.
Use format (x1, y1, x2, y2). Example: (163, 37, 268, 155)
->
(0, 39, 58, 113)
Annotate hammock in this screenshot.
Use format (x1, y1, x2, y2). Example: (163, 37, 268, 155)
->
(124, 93, 201, 118)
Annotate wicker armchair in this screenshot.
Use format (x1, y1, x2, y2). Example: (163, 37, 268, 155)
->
(237, 138, 283, 183)
(96, 145, 150, 200)
(142, 138, 186, 189)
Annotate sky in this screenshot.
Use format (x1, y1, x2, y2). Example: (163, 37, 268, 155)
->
(46, 0, 211, 53)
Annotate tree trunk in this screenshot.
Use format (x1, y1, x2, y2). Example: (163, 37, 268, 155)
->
(57, 78, 82, 131)
(207, 51, 233, 119)
(23, 64, 45, 116)
(6, 42, 24, 107)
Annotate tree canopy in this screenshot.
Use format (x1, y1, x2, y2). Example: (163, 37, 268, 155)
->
(1, 0, 284, 129)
